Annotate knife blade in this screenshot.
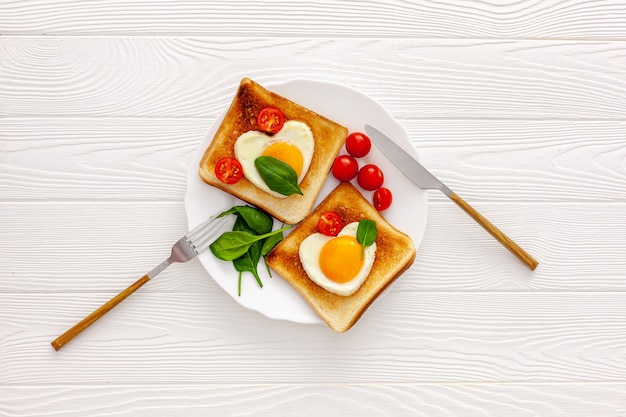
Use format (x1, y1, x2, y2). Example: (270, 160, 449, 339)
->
(364, 124, 538, 271)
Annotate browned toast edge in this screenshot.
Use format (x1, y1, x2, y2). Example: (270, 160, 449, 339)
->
(266, 182, 417, 332)
(199, 78, 348, 224)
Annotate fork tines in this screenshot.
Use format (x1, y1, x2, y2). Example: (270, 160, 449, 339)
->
(186, 215, 232, 253)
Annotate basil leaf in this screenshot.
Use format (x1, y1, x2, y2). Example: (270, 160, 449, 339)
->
(209, 226, 291, 261)
(254, 156, 303, 196)
(356, 219, 377, 260)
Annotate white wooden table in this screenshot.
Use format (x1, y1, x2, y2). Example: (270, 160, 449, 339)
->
(2, 1, 626, 415)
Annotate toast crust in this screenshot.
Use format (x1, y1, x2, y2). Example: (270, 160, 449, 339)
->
(199, 78, 348, 224)
(266, 182, 416, 332)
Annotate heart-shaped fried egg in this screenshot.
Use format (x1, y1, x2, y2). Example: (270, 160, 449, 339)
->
(299, 222, 376, 296)
(234, 120, 314, 198)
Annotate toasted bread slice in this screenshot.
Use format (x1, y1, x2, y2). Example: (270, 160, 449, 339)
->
(266, 182, 416, 332)
(199, 78, 349, 224)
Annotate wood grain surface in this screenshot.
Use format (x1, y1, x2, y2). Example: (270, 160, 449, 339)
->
(2, 38, 625, 120)
(2, 0, 626, 38)
(2, 0, 626, 415)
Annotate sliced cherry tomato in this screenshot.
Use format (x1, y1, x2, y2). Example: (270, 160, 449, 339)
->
(214, 157, 243, 184)
(331, 155, 359, 182)
(318, 212, 343, 236)
(357, 164, 384, 191)
(345, 132, 371, 158)
(373, 187, 393, 211)
(257, 107, 285, 133)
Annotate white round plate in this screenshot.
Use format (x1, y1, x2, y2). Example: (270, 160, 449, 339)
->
(185, 79, 428, 324)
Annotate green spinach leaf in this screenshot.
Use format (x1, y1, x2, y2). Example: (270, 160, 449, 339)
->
(261, 228, 283, 257)
(233, 240, 263, 295)
(209, 226, 291, 261)
(218, 205, 273, 235)
(217, 207, 238, 218)
(235, 206, 273, 234)
(260, 226, 284, 278)
(212, 205, 289, 294)
(229, 216, 263, 295)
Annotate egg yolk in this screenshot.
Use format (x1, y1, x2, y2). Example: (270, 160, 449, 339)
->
(262, 142, 304, 177)
(319, 235, 364, 283)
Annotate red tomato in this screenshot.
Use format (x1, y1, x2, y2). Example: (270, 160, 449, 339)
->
(357, 164, 384, 191)
(331, 155, 359, 182)
(373, 187, 393, 211)
(214, 157, 243, 184)
(257, 107, 285, 133)
(345, 132, 371, 158)
(318, 212, 343, 236)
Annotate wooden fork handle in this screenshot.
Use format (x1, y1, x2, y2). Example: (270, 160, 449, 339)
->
(449, 192, 539, 271)
(51, 274, 150, 351)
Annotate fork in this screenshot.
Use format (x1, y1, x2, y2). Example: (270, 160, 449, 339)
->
(51, 214, 232, 351)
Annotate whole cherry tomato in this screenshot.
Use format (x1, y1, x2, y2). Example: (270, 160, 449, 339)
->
(214, 157, 243, 184)
(318, 212, 343, 236)
(373, 187, 393, 211)
(257, 107, 285, 133)
(345, 132, 371, 158)
(331, 155, 359, 182)
(357, 164, 384, 191)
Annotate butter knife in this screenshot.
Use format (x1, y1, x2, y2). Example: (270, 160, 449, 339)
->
(364, 124, 538, 270)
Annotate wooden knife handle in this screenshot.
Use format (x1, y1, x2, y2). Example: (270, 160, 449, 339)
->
(449, 192, 538, 270)
(51, 274, 151, 351)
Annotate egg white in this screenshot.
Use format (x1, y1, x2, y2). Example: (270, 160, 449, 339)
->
(234, 120, 314, 198)
(299, 222, 376, 296)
